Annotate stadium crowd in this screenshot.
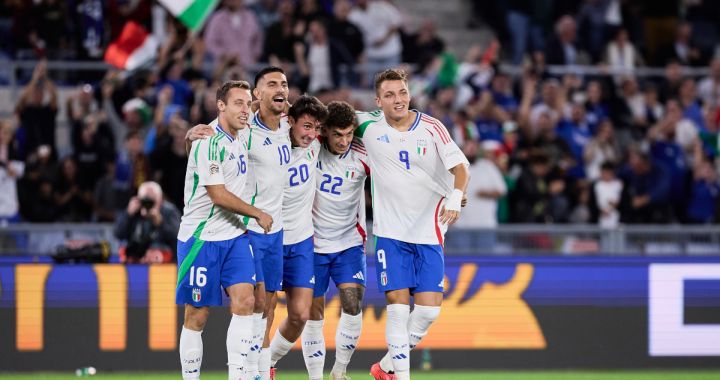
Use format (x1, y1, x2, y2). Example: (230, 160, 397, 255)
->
(0, 0, 719, 229)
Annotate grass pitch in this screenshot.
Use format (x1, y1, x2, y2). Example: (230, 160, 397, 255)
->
(1, 371, 720, 379)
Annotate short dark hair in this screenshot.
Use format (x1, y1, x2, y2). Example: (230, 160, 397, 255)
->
(288, 95, 328, 123)
(600, 161, 616, 172)
(216, 80, 251, 103)
(324, 101, 356, 130)
(374, 68, 408, 94)
(254, 66, 285, 88)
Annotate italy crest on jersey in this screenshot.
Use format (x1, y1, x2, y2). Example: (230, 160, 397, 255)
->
(192, 288, 201, 302)
(417, 139, 428, 156)
(345, 165, 358, 179)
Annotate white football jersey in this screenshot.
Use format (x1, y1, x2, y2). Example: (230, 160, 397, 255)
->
(178, 122, 250, 242)
(241, 111, 292, 234)
(313, 137, 369, 254)
(356, 110, 469, 245)
(282, 139, 320, 245)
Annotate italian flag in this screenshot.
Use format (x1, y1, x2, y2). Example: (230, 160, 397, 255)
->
(104, 21, 158, 71)
(158, 0, 220, 33)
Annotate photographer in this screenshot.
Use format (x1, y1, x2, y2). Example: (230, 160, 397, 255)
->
(114, 181, 180, 263)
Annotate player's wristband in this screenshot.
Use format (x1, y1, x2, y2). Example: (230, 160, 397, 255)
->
(446, 189, 464, 212)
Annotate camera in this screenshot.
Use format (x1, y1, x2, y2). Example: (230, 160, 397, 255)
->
(140, 197, 155, 210)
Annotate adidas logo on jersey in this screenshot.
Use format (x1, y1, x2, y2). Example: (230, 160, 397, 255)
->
(352, 271, 365, 281)
(377, 134, 390, 143)
(252, 274, 256, 281)
(309, 276, 316, 284)
(263, 137, 272, 145)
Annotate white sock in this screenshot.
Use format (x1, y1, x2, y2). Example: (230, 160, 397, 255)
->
(269, 330, 295, 366)
(302, 319, 325, 380)
(332, 311, 362, 375)
(380, 305, 440, 373)
(243, 313, 265, 378)
(258, 347, 271, 380)
(386, 304, 410, 376)
(180, 327, 203, 380)
(408, 305, 440, 350)
(227, 314, 253, 380)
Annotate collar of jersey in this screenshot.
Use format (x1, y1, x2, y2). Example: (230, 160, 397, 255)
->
(388, 110, 421, 132)
(215, 125, 234, 142)
(339, 140, 353, 159)
(253, 111, 272, 131)
(407, 110, 422, 131)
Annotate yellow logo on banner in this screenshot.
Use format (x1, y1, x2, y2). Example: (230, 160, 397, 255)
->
(270, 263, 546, 349)
(13, 263, 544, 351)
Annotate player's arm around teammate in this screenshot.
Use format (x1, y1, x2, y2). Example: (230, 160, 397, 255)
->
(302, 101, 370, 380)
(267, 96, 329, 376)
(177, 81, 272, 380)
(358, 69, 469, 380)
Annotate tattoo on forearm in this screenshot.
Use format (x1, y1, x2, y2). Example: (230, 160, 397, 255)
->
(339, 287, 364, 316)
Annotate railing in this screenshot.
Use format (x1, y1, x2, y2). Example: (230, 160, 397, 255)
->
(0, 58, 712, 93)
(1, 222, 718, 257)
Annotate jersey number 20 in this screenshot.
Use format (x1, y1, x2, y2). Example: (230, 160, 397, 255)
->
(289, 164, 310, 186)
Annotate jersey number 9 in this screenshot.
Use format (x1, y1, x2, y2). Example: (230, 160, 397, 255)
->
(399, 150, 410, 170)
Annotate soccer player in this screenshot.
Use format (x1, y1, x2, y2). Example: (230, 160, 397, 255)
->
(241, 67, 294, 380)
(357, 69, 470, 380)
(267, 95, 328, 377)
(177, 80, 273, 380)
(301, 101, 370, 380)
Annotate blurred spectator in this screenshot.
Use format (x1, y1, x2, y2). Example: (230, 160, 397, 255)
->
(115, 131, 150, 207)
(594, 161, 623, 228)
(328, 0, 364, 63)
(72, 113, 114, 191)
(296, 19, 355, 92)
(576, 0, 623, 63)
(658, 22, 706, 67)
(584, 119, 621, 181)
(251, 0, 279, 30)
(296, 0, 327, 25)
(456, 140, 507, 228)
(544, 15, 590, 65)
(511, 151, 569, 223)
(678, 77, 705, 131)
(15, 61, 58, 159)
(683, 0, 720, 55)
(505, 0, 532, 65)
(348, 0, 403, 84)
(93, 162, 120, 222)
(101, 71, 155, 154)
(66, 83, 99, 125)
(698, 57, 720, 108)
(557, 100, 592, 178)
(150, 116, 189, 211)
(403, 19, 445, 69)
(604, 28, 643, 75)
(490, 72, 519, 115)
(18, 144, 55, 221)
(11, 0, 69, 59)
(658, 62, 686, 105)
(114, 181, 180, 263)
(0, 120, 24, 224)
(53, 157, 93, 222)
(204, 0, 263, 68)
(262, 0, 299, 67)
(619, 148, 672, 223)
(686, 144, 720, 223)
